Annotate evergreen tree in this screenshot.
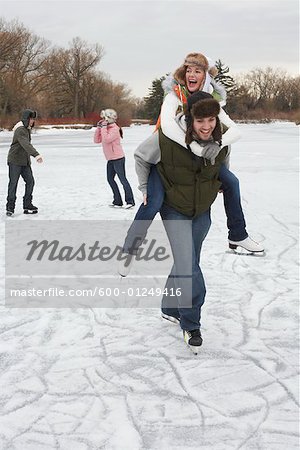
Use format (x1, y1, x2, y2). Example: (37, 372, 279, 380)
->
(214, 59, 235, 92)
(143, 76, 165, 121)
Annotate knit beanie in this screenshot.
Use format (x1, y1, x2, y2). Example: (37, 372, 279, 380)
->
(185, 91, 222, 145)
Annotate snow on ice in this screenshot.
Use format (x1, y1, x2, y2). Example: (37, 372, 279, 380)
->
(0, 122, 299, 449)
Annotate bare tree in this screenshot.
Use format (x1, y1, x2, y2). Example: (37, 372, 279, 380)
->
(246, 67, 286, 107)
(45, 37, 104, 117)
(0, 19, 49, 115)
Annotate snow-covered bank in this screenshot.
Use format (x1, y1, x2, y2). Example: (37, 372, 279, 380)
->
(0, 122, 299, 449)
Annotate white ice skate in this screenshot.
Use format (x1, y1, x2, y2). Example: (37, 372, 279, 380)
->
(124, 203, 135, 210)
(161, 313, 180, 325)
(228, 236, 265, 256)
(109, 204, 123, 209)
(183, 330, 202, 355)
(118, 254, 134, 277)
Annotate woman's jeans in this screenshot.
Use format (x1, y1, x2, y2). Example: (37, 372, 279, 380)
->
(107, 157, 134, 206)
(6, 163, 35, 212)
(160, 203, 211, 331)
(122, 166, 164, 253)
(122, 164, 248, 254)
(219, 164, 248, 241)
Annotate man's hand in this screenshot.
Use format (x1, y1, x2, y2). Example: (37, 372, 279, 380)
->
(36, 155, 43, 163)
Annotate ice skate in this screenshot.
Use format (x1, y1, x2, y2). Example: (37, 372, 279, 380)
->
(23, 204, 38, 214)
(183, 329, 202, 355)
(118, 254, 134, 277)
(161, 313, 180, 325)
(228, 236, 265, 256)
(109, 203, 123, 209)
(124, 203, 135, 210)
(6, 209, 14, 217)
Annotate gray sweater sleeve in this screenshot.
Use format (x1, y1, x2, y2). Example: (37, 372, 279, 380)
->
(134, 131, 161, 194)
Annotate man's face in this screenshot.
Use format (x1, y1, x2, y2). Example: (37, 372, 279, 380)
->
(29, 117, 35, 127)
(193, 116, 216, 140)
(185, 65, 206, 93)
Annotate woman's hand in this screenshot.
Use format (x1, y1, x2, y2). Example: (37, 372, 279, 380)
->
(97, 120, 108, 128)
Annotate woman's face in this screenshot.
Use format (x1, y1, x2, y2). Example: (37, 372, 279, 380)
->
(193, 117, 216, 140)
(185, 65, 206, 93)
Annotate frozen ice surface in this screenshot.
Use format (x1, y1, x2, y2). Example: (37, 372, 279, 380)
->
(0, 122, 299, 449)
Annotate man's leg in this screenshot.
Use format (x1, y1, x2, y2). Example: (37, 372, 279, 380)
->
(107, 160, 123, 206)
(160, 204, 211, 331)
(6, 163, 22, 212)
(21, 165, 35, 208)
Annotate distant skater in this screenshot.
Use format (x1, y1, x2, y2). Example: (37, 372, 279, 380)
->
(94, 109, 135, 209)
(6, 109, 43, 217)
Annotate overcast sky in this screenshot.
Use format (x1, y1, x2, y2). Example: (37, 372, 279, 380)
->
(1, 0, 299, 98)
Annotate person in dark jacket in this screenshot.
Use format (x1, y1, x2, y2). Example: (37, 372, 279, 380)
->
(6, 109, 43, 216)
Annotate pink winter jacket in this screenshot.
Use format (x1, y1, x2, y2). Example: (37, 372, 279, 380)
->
(94, 123, 125, 161)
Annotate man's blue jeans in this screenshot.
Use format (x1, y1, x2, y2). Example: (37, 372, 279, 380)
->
(107, 157, 134, 206)
(219, 164, 248, 241)
(160, 203, 211, 331)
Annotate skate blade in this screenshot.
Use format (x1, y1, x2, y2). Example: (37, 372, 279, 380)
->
(187, 344, 201, 355)
(226, 249, 265, 257)
(24, 210, 38, 214)
(161, 313, 180, 325)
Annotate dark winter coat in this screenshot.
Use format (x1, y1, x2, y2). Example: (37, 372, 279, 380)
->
(7, 123, 40, 166)
(156, 129, 227, 217)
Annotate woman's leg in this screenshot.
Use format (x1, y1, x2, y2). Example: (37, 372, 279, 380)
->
(107, 160, 123, 206)
(113, 158, 135, 205)
(122, 166, 164, 254)
(219, 164, 248, 242)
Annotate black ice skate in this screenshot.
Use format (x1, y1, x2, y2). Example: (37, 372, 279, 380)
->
(23, 204, 38, 214)
(6, 209, 14, 217)
(183, 329, 202, 355)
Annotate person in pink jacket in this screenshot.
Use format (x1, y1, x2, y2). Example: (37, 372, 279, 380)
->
(94, 109, 135, 208)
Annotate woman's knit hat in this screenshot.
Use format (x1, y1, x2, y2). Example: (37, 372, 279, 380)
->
(173, 53, 209, 85)
(185, 91, 222, 145)
(100, 108, 118, 123)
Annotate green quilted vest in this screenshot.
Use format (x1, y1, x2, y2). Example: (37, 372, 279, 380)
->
(157, 129, 227, 217)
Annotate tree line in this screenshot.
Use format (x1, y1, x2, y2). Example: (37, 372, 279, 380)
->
(142, 60, 299, 123)
(1, 18, 299, 129)
(0, 18, 138, 127)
